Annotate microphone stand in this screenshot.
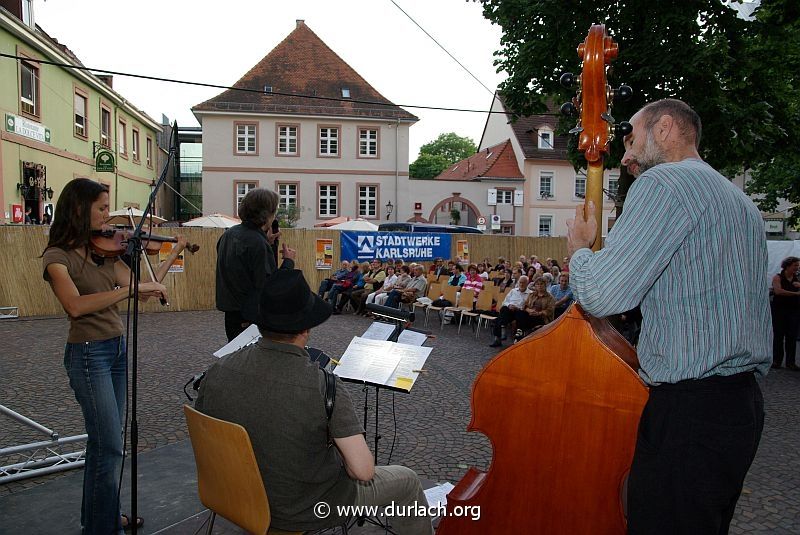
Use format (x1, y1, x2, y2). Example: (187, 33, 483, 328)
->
(124, 123, 177, 534)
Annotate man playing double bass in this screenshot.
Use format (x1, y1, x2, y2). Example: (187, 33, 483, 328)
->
(567, 99, 771, 534)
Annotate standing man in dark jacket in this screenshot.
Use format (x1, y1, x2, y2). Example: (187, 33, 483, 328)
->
(216, 188, 296, 341)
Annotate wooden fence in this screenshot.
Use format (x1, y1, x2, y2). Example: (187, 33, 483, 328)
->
(0, 226, 566, 317)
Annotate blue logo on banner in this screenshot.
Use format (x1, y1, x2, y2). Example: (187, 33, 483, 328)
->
(341, 232, 451, 262)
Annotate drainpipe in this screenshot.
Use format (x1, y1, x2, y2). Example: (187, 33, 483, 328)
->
(113, 104, 119, 208)
(395, 118, 399, 222)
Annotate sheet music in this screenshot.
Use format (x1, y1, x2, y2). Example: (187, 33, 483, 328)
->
(361, 321, 396, 341)
(334, 337, 403, 385)
(424, 482, 455, 509)
(213, 324, 261, 358)
(386, 342, 432, 391)
(397, 329, 428, 346)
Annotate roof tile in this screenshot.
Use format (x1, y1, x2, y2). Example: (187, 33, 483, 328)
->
(433, 139, 523, 181)
(192, 21, 417, 121)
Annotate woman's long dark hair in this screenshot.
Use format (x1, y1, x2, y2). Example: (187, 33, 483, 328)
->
(45, 178, 109, 252)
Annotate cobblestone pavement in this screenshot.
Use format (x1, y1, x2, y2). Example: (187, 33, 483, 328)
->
(1, 310, 798, 533)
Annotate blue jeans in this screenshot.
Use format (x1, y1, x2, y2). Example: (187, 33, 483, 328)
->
(64, 336, 126, 535)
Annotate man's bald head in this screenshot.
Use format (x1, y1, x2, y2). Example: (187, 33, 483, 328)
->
(638, 99, 702, 149)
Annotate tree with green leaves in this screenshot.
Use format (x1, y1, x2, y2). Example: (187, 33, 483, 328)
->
(409, 132, 477, 179)
(477, 0, 800, 223)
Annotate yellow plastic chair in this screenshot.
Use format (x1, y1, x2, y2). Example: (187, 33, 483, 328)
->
(184, 405, 303, 535)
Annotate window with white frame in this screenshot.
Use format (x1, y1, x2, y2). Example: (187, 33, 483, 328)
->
(236, 123, 257, 154)
(359, 128, 378, 157)
(538, 215, 553, 237)
(20, 59, 38, 116)
(538, 128, 553, 150)
(497, 190, 513, 204)
(539, 171, 554, 198)
(608, 174, 619, 200)
(118, 120, 127, 156)
(278, 125, 298, 155)
(146, 137, 153, 167)
(101, 107, 111, 147)
(575, 173, 586, 198)
(74, 91, 87, 137)
(319, 184, 338, 217)
(358, 185, 377, 218)
(235, 182, 257, 212)
(319, 127, 339, 156)
(132, 129, 140, 161)
(278, 183, 297, 209)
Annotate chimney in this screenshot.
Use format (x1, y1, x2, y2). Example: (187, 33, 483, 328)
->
(96, 75, 113, 88)
(296, 19, 305, 28)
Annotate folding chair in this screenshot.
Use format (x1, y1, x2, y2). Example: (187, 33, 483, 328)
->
(184, 405, 307, 535)
(413, 283, 441, 320)
(462, 289, 494, 338)
(426, 284, 458, 328)
(443, 289, 474, 333)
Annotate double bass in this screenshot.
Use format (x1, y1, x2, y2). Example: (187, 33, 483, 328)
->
(437, 25, 648, 534)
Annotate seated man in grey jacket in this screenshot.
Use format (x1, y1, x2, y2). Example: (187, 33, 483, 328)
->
(196, 269, 432, 534)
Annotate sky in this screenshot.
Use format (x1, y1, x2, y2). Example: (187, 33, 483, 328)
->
(34, 0, 506, 160)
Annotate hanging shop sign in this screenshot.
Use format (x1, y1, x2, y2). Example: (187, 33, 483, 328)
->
(95, 150, 115, 172)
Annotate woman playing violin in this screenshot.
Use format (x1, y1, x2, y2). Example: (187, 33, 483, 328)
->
(42, 178, 184, 534)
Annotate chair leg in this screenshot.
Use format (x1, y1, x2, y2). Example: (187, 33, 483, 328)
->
(457, 312, 465, 334)
(205, 511, 216, 535)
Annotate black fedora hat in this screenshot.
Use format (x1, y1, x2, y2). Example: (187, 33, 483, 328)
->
(242, 270, 332, 334)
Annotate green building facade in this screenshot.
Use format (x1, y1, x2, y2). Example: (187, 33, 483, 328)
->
(1, 4, 160, 224)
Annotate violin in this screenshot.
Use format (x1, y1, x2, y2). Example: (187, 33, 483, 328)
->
(90, 229, 200, 258)
(437, 26, 648, 535)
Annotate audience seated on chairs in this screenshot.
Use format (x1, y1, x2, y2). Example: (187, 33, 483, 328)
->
(517, 276, 556, 338)
(375, 265, 411, 306)
(350, 260, 386, 315)
(325, 263, 360, 310)
(384, 265, 427, 309)
(195, 270, 432, 534)
(366, 265, 396, 308)
(429, 257, 449, 277)
(447, 264, 466, 288)
(489, 275, 530, 348)
(476, 263, 490, 280)
(318, 260, 350, 298)
(331, 263, 366, 314)
(461, 264, 484, 305)
(549, 272, 574, 318)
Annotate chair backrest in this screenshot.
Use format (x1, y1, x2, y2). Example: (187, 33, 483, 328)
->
(437, 274, 449, 284)
(482, 280, 495, 290)
(426, 283, 441, 300)
(184, 405, 271, 535)
(456, 288, 474, 308)
(427, 273, 437, 283)
(441, 284, 459, 303)
(474, 288, 494, 311)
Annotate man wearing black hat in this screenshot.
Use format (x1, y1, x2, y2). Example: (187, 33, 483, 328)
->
(196, 270, 432, 534)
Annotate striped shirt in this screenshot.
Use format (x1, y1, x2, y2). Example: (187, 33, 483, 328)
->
(570, 158, 772, 385)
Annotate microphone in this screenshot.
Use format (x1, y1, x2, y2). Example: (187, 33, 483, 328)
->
(271, 218, 280, 265)
(366, 303, 415, 323)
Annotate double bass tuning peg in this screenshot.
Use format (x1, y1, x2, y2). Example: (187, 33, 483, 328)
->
(613, 85, 632, 102)
(559, 72, 579, 88)
(615, 121, 633, 137)
(560, 101, 577, 117)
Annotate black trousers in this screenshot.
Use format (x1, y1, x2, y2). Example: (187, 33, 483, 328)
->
(627, 372, 764, 535)
(771, 305, 799, 367)
(224, 311, 250, 342)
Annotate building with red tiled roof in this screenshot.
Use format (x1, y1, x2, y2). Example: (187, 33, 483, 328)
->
(476, 94, 620, 236)
(193, 20, 419, 225)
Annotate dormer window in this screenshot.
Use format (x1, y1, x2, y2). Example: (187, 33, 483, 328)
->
(264, 85, 272, 93)
(538, 128, 554, 150)
(341, 88, 351, 98)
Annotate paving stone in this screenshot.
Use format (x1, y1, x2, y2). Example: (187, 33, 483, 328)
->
(1, 310, 799, 533)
